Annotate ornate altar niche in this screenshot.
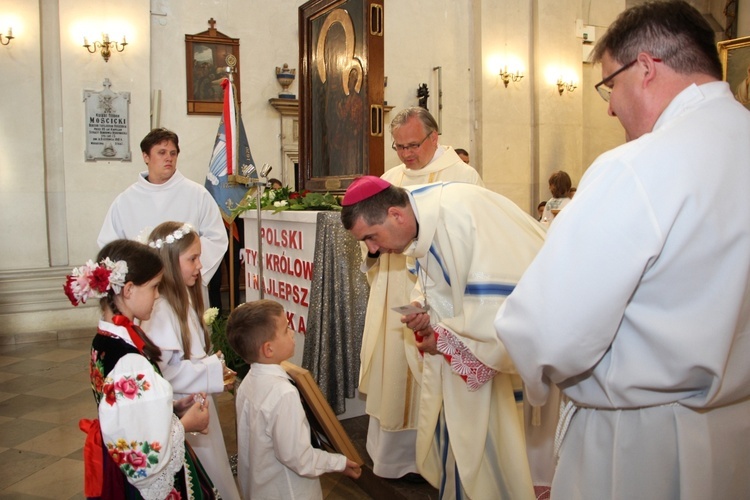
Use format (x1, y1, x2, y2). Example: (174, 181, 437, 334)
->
(299, 0, 385, 192)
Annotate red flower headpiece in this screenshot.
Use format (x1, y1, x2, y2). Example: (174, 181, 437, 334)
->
(63, 258, 128, 307)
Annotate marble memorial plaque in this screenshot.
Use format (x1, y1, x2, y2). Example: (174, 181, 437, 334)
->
(83, 78, 131, 161)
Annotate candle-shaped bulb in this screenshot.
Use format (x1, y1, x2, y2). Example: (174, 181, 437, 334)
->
(103, 33, 109, 43)
(7, 27, 12, 37)
(83, 36, 89, 46)
(121, 35, 126, 44)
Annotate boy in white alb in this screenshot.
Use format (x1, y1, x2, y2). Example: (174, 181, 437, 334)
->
(227, 300, 362, 499)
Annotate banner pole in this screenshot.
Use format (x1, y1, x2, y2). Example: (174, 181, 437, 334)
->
(254, 164, 273, 300)
(226, 61, 240, 310)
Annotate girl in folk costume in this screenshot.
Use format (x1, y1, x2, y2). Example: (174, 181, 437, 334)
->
(66, 239, 218, 499)
(141, 221, 240, 500)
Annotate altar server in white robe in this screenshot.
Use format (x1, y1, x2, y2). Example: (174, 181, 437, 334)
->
(342, 177, 545, 499)
(495, 2, 750, 499)
(361, 106, 483, 479)
(98, 128, 228, 302)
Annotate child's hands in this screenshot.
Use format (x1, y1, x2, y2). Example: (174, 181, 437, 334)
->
(342, 459, 362, 479)
(173, 394, 196, 418)
(216, 350, 237, 390)
(180, 392, 210, 434)
(223, 367, 237, 390)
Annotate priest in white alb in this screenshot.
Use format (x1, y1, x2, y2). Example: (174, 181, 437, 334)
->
(359, 107, 483, 480)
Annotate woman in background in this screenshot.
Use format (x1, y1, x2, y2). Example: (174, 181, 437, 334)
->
(540, 170, 573, 227)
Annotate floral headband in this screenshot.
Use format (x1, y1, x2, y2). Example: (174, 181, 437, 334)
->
(63, 257, 128, 306)
(145, 223, 195, 249)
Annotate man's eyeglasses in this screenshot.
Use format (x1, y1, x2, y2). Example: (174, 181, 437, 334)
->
(594, 58, 662, 102)
(392, 132, 433, 153)
(594, 60, 636, 102)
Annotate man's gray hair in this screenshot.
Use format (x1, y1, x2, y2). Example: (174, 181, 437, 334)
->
(591, 0, 722, 80)
(389, 107, 439, 137)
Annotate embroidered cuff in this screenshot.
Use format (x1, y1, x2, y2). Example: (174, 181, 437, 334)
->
(434, 325, 497, 391)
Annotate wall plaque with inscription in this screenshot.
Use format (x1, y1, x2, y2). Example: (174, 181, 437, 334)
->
(83, 78, 131, 162)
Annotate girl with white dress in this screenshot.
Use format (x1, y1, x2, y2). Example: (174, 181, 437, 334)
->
(141, 221, 240, 500)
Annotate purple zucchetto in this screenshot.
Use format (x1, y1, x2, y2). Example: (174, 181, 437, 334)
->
(341, 176, 392, 206)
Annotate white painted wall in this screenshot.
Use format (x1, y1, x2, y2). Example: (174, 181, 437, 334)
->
(0, 0, 47, 269)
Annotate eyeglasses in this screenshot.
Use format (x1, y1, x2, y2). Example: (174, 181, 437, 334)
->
(392, 132, 433, 153)
(594, 60, 637, 102)
(594, 58, 662, 102)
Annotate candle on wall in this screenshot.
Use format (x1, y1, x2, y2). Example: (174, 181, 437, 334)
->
(83, 36, 89, 46)
(103, 33, 109, 43)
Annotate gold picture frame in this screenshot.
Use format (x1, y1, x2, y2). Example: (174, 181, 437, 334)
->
(298, 0, 385, 193)
(718, 35, 750, 110)
(185, 19, 240, 115)
(281, 361, 364, 465)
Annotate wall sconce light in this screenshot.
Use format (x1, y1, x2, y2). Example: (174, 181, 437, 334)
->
(0, 27, 13, 46)
(557, 78, 577, 95)
(499, 66, 524, 87)
(83, 33, 127, 62)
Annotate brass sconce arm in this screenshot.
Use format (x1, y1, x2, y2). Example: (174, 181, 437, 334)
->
(0, 27, 14, 46)
(557, 78, 577, 95)
(83, 34, 128, 62)
(499, 67, 524, 87)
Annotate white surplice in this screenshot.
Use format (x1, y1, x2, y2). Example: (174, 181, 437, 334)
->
(495, 82, 750, 500)
(97, 170, 228, 287)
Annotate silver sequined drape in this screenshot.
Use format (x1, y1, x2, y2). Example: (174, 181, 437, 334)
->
(302, 211, 370, 415)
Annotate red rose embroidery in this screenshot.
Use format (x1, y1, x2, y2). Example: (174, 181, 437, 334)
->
(91, 369, 105, 394)
(126, 450, 148, 469)
(109, 449, 125, 465)
(115, 378, 139, 400)
(150, 441, 162, 452)
(103, 383, 116, 406)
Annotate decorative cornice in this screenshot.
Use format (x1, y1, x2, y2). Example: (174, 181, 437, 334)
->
(268, 98, 299, 116)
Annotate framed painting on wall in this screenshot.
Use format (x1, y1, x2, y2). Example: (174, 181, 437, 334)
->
(718, 35, 750, 111)
(185, 18, 240, 115)
(298, 0, 385, 192)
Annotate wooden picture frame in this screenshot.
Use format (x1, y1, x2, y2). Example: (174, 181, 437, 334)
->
(185, 19, 240, 115)
(281, 361, 363, 465)
(718, 35, 750, 110)
(298, 0, 384, 193)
